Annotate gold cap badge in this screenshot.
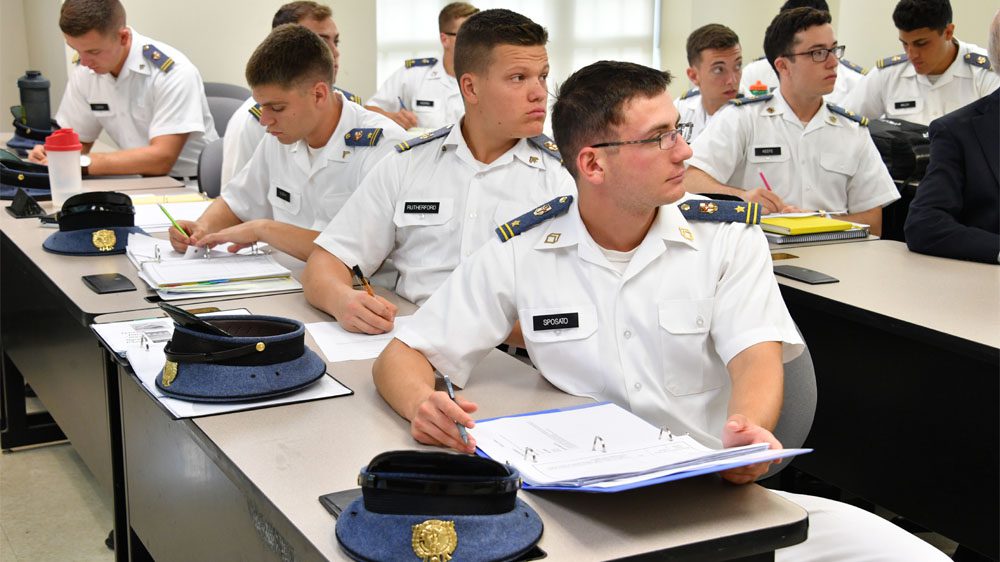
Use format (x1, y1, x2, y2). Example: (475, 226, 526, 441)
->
(92, 229, 117, 252)
(412, 519, 457, 562)
(162, 361, 178, 387)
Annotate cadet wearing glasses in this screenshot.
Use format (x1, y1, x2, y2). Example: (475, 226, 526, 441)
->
(684, 7, 898, 236)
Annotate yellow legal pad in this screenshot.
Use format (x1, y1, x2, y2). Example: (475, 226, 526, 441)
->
(760, 216, 854, 235)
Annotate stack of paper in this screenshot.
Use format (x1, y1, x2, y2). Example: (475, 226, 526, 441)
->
(472, 403, 809, 492)
(761, 215, 870, 246)
(130, 193, 212, 233)
(306, 316, 415, 362)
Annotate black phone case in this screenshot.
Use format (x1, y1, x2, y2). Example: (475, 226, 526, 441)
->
(773, 265, 839, 284)
(82, 273, 137, 294)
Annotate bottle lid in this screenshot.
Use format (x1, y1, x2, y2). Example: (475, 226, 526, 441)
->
(749, 80, 770, 95)
(45, 128, 82, 152)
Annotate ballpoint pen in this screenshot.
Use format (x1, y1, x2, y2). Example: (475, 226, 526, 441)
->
(758, 171, 774, 192)
(397, 96, 407, 111)
(158, 203, 189, 236)
(351, 264, 374, 297)
(439, 371, 469, 445)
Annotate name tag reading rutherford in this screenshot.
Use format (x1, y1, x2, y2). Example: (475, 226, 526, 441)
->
(754, 146, 782, 157)
(404, 202, 440, 214)
(894, 100, 917, 109)
(533, 312, 579, 331)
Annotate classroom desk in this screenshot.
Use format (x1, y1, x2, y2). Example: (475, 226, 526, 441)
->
(101, 293, 809, 562)
(773, 240, 999, 559)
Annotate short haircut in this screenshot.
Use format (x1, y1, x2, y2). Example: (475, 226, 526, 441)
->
(892, 0, 952, 32)
(453, 9, 548, 80)
(272, 1, 332, 28)
(764, 7, 832, 74)
(59, 0, 126, 37)
(246, 24, 333, 90)
(780, 0, 829, 12)
(686, 24, 740, 66)
(552, 61, 672, 179)
(439, 2, 479, 32)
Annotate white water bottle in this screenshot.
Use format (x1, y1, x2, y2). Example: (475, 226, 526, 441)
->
(45, 128, 83, 207)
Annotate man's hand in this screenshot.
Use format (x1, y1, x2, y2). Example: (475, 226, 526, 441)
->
(410, 390, 478, 454)
(741, 188, 787, 214)
(720, 414, 782, 484)
(27, 145, 48, 165)
(168, 219, 205, 252)
(336, 289, 398, 334)
(386, 109, 419, 130)
(195, 219, 268, 253)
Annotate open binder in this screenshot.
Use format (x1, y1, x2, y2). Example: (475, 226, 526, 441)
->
(472, 403, 810, 493)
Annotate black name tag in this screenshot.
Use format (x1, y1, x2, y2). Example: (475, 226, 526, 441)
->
(275, 187, 291, 202)
(89, 103, 110, 111)
(532, 313, 579, 331)
(403, 202, 439, 213)
(894, 100, 917, 109)
(754, 146, 782, 157)
(415, 99, 434, 107)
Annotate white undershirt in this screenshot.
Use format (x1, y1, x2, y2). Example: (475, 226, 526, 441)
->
(598, 244, 639, 275)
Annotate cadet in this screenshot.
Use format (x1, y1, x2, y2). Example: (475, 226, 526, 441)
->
(168, 25, 404, 261)
(364, 2, 479, 130)
(685, 8, 899, 236)
(221, 1, 365, 184)
(28, 0, 217, 178)
(303, 9, 576, 334)
(371, 59, 950, 562)
(675, 24, 744, 141)
(843, 0, 999, 126)
(740, 0, 866, 105)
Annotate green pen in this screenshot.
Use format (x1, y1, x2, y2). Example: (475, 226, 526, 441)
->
(157, 203, 189, 236)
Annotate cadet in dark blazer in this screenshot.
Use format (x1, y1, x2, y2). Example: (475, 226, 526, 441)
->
(904, 87, 999, 264)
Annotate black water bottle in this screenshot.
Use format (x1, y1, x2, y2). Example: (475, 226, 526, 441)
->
(17, 70, 51, 129)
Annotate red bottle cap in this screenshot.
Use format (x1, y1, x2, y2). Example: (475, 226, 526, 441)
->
(45, 128, 82, 152)
(749, 80, 770, 95)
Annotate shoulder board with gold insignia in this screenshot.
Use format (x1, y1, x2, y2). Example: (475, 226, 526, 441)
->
(394, 124, 453, 153)
(680, 88, 700, 100)
(404, 57, 438, 69)
(248, 103, 262, 123)
(826, 103, 869, 126)
(142, 44, 175, 73)
(729, 94, 772, 107)
(839, 58, 867, 75)
(334, 86, 363, 105)
(963, 53, 992, 70)
(677, 199, 761, 225)
(344, 128, 384, 147)
(495, 195, 574, 242)
(876, 53, 908, 69)
(527, 134, 561, 161)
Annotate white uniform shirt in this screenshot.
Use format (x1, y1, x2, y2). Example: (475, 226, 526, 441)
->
(841, 40, 999, 125)
(688, 89, 899, 213)
(366, 58, 464, 130)
(55, 29, 218, 178)
(397, 200, 803, 448)
(314, 125, 577, 305)
(221, 95, 405, 231)
(673, 91, 736, 141)
(220, 96, 262, 185)
(739, 57, 866, 105)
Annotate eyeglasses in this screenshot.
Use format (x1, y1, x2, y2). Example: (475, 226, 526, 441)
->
(590, 123, 693, 151)
(783, 45, 846, 63)
(442, 31, 458, 36)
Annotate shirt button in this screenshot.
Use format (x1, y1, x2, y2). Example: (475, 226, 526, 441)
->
(633, 382, 642, 391)
(624, 329, 632, 339)
(469, 212, 477, 219)
(696, 317, 704, 327)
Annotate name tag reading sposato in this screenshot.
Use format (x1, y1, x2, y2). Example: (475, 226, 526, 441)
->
(403, 202, 440, 214)
(532, 312, 579, 331)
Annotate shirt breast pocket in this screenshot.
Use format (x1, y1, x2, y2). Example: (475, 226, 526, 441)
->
(818, 152, 857, 178)
(747, 144, 789, 164)
(392, 198, 456, 263)
(412, 98, 441, 114)
(520, 305, 604, 395)
(658, 298, 724, 396)
(267, 184, 302, 216)
(88, 102, 115, 126)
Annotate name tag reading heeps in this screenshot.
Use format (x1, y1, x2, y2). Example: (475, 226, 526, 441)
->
(403, 202, 440, 214)
(754, 146, 781, 157)
(533, 312, 579, 331)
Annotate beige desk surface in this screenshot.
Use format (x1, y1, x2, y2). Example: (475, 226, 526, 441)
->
(1, 189, 304, 322)
(99, 293, 807, 561)
(774, 240, 1000, 350)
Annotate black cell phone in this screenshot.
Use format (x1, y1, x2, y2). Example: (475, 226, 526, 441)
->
(158, 302, 232, 336)
(773, 265, 839, 285)
(82, 273, 137, 294)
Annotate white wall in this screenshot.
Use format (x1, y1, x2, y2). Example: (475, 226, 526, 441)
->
(3, 0, 995, 132)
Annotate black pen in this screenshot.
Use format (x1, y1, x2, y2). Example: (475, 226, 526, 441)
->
(439, 371, 469, 444)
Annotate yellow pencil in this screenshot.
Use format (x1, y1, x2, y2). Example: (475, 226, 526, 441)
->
(157, 203, 189, 236)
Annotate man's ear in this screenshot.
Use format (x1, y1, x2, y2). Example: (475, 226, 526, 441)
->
(773, 56, 789, 80)
(942, 23, 955, 42)
(117, 27, 130, 46)
(312, 81, 331, 105)
(577, 147, 606, 185)
(685, 66, 700, 87)
(460, 73, 478, 105)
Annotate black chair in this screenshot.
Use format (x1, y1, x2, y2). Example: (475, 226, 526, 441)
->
(207, 96, 244, 137)
(204, 82, 250, 100)
(197, 138, 224, 198)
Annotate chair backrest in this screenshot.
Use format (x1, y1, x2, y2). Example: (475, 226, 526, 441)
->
(197, 138, 225, 198)
(207, 97, 245, 137)
(760, 341, 817, 480)
(204, 82, 250, 100)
